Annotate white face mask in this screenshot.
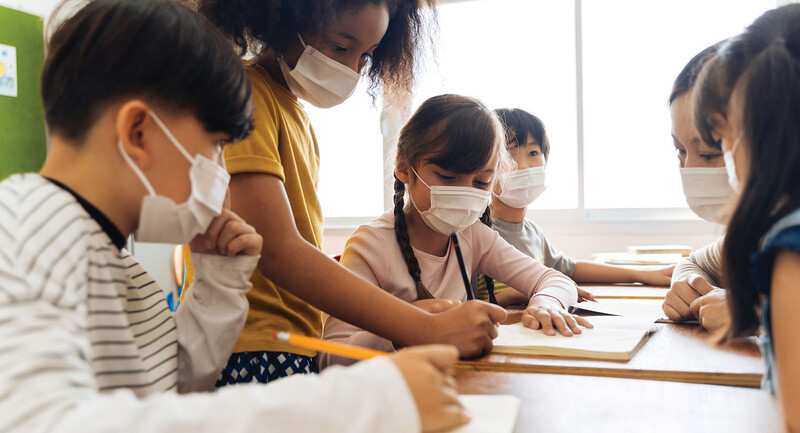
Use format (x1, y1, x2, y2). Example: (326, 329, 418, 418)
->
(723, 134, 743, 193)
(679, 167, 734, 224)
(119, 110, 231, 244)
(278, 34, 360, 108)
(495, 166, 547, 208)
(408, 167, 491, 235)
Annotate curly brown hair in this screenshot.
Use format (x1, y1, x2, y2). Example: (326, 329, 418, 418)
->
(191, 0, 436, 102)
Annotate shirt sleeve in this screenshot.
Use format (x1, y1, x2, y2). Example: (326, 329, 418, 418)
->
(320, 228, 395, 369)
(473, 224, 578, 309)
(223, 70, 285, 181)
(532, 222, 578, 278)
(671, 236, 724, 287)
(0, 255, 420, 433)
(174, 253, 260, 393)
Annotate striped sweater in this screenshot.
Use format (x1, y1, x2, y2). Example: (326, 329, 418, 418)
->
(0, 174, 419, 433)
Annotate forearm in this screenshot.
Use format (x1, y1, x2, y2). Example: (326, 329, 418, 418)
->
(259, 237, 431, 347)
(671, 258, 716, 285)
(572, 261, 639, 283)
(175, 253, 259, 393)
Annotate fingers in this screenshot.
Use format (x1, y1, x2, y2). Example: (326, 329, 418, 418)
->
(688, 274, 715, 296)
(520, 312, 540, 330)
(689, 295, 705, 320)
(535, 308, 556, 336)
(226, 232, 262, 256)
(575, 315, 594, 329)
(482, 301, 508, 323)
(662, 302, 683, 322)
(407, 345, 460, 372)
(203, 208, 235, 248)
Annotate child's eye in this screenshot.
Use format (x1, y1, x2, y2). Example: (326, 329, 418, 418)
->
(529, 150, 539, 157)
(700, 154, 722, 161)
(474, 180, 490, 188)
(675, 148, 687, 156)
(436, 173, 456, 181)
(335, 45, 347, 52)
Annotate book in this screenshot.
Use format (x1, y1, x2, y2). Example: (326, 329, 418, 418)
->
(451, 395, 521, 433)
(570, 299, 667, 320)
(628, 245, 692, 257)
(491, 316, 655, 361)
(595, 252, 684, 266)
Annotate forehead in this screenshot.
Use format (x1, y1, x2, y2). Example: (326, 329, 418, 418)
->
(332, 3, 389, 46)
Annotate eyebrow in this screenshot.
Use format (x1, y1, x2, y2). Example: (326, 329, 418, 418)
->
(334, 31, 380, 50)
(671, 134, 685, 147)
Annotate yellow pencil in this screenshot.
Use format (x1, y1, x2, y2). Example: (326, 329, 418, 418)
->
(274, 332, 389, 361)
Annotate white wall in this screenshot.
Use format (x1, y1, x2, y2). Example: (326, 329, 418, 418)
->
(321, 217, 724, 260)
(0, 0, 62, 20)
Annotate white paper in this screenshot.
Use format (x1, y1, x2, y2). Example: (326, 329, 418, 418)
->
(571, 299, 666, 320)
(492, 316, 655, 360)
(0, 44, 17, 97)
(450, 395, 521, 433)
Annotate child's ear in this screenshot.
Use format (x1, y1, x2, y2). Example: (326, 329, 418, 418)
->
(395, 156, 411, 184)
(116, 100, 153, 169)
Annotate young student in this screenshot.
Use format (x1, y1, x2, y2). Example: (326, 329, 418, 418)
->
(0, 1, 469, 432)
(693, 4, 800, 430)
(321, 94, 591, 368)
(661, 44, 733, 332)
(187, 0, 506, 386)
(478, 108, 675, 306)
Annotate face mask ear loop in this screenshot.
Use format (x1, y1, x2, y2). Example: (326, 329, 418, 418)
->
(118, 140, 156, 197)
(297, 33, 308, 48)
(410, 166, 432, 190)
(148, 110, 194, 164)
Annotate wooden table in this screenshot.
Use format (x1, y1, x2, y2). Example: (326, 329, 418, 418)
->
(457, 307, 764, 387)
(456, 370, 782, 433)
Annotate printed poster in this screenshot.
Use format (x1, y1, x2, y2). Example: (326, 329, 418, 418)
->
(0, 43, 18, 97)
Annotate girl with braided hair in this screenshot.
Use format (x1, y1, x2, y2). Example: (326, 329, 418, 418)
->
(181, 0, 508, 387)
(321, 94, 590, 368)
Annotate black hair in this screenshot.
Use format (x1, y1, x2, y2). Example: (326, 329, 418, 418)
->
(195, 0, 435, 102)
(668, 43, 721, 105)
(42, 0, 253, 143)
(494, 108, 550, 160)
(393, 94, 509, 302)
(693, 4, 800, 337)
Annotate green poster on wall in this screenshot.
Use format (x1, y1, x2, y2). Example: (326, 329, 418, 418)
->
(0, 6, 46, 180)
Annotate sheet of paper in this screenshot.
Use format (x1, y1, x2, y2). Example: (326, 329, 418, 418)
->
(593, 252, 683, 266)
(571, 299, 666, 320)
(492, 316, 655, 360)
(450, 395, 521, 433)
(0, 44, 17, 97)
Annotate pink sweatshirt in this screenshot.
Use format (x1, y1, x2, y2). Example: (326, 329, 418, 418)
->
(320, 211, 578, 368)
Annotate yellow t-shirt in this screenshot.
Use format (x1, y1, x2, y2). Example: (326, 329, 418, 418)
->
(183, 60, 323, 357)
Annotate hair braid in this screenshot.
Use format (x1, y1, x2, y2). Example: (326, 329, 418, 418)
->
(393, 177, 434, 300)
(479, 206, 498, 304)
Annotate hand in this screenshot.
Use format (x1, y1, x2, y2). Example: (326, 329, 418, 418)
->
(662, 274, 715, 321)
(689, 288, 731, 333)
(426, 300, 507, 358)
(577, 286, 595, 302)
(635, 265, 676, 286)
(189, 208, 262, 257)
(522, 295, 593, 336)
(413, 299, 462, 314)
(391, 345, 470, 433)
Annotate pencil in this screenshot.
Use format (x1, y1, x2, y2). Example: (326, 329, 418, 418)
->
(450, 232, 474, 300)
(274, 332, 389, 361)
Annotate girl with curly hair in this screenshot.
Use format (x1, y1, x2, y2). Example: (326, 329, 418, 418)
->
(182, 0, 507, 387)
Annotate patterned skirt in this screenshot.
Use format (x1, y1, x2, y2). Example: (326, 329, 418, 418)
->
(215, 351, 317, 388)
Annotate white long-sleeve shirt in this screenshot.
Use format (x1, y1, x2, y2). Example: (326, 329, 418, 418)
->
(321, 211, 578, 368)
(0, 174, 419, 433)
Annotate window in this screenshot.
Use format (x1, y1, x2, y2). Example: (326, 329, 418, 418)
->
(581, 0, 776, 209)
(305, 82, 385, 218)
(412, 0, 578, 210)
(310, 0, 780, 221)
